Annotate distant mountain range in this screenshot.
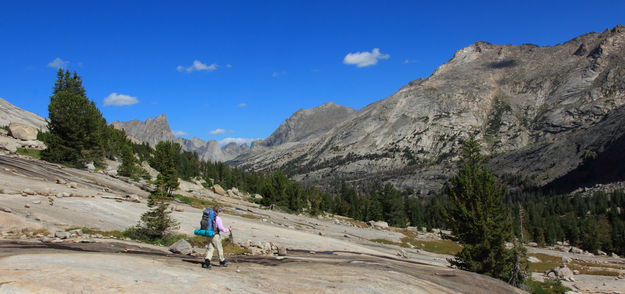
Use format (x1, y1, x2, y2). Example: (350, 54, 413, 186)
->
(111, 115, 248, 162)
(231, 25, 625, 194)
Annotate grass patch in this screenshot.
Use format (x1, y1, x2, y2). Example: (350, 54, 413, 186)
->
(527, 253, 562, 273)
(225, 210, 261, 220)
(524, 278, 570, 294)
(528, 253, 622, 276)
(370, 231, 463, 256)
(173, 194, 219, 209)
(16, 148, 41, 159)
(401, 230, 462, 255)
(370, 238, 405, 247)
(408, 239, 463, 255)
(343, 218, 369, 228)
(32, 228, 50, 236)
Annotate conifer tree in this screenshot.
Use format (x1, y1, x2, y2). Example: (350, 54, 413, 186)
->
(445, 135, 526, 286)
(117, 144, 140, 178)
(41, 69, 105, 167)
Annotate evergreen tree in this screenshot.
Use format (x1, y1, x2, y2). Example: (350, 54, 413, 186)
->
(117, 144, 140, 178)
(41, 69, 105, 167)
(445, 136, 526, 286)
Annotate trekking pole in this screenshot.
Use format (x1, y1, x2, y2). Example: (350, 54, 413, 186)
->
(229, 230, 238, 264)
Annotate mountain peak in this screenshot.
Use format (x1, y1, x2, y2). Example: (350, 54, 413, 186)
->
(256, 102, 356, 147)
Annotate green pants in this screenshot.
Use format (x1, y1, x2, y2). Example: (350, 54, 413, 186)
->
(205, 233, 225, 262)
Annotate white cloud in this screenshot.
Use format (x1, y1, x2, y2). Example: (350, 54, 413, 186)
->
(47, 57, 69, 69)
(209, 128, 233, 135)
(173, 130, 188, 136)
(226, 64, 233, 68)
(237, 103, 247, 108)
(272, 71, 286, 78)
(177, 60, 218, 72)
(103, 93, 139, 106)
(343, 48, 390, 67)
(218, 137, 258, 146)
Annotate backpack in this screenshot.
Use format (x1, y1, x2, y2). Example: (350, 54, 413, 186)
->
(195, 209, 216, 237)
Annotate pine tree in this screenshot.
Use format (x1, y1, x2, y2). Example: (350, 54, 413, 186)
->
(445, 135, 526, 286)
(41, 69, 105, 167)
(117, 144, 140, 178)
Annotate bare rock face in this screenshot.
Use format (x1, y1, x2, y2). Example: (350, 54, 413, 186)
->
(0, 98, 47, 131)
(254, 102, 356, 148)
(233, 25, 625, 194)
(9, 123, 38, 141)
(112, 114, 176, 147)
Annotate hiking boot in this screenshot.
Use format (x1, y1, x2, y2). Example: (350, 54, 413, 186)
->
(219, 260, 228, 267)
(202, 259, 212, 269)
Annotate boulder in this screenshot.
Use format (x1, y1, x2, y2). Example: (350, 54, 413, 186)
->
(231, 187, 240, 196)
(612, 252, 620, 258)
(68, 182, 78, 189)
(36, 188, 52, 196)
(0, 137, 18, 153)
(22, 188, 35, 195)
(9, 122, 37, 141)
(86, 162, 96, 171)
(56, 178, 67, 185)
(527, 256, 541, 263)
(277, 246, 287, 256)
(54, 231, 70, 239)
(597, 250, 607, 256)
(562, 256, 572, 263)
(227, 189, 236, 198)
(527, 242, 538, 247)
(169, 239, 192, 255)
(124, 194, 141, 203)
(569, 247, 583, 254)
(368, 220, 389, 229)
(0, 207, 12, 213)
(212, 184, 226, 196)
(396, 249, 408, 258)
(546, 265, 575, 282)
(253, 194, 263, 200)
(31, 200, 41, 204)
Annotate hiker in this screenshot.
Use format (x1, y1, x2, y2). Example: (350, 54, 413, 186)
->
(203, 206, 233, 269)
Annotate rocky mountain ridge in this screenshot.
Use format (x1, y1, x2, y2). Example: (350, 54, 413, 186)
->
(112, 115, 248, 162)
(252, 102, 356, 148)
(232, 25, 625, 194)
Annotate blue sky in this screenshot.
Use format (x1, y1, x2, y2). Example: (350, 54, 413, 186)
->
(1, 0, 624, 145)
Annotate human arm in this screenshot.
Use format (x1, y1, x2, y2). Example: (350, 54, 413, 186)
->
(215, 216, 230, 233)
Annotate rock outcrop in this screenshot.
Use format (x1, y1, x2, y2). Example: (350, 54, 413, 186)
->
(0, 98, 47, 131)
(232, 25, 625, 194)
